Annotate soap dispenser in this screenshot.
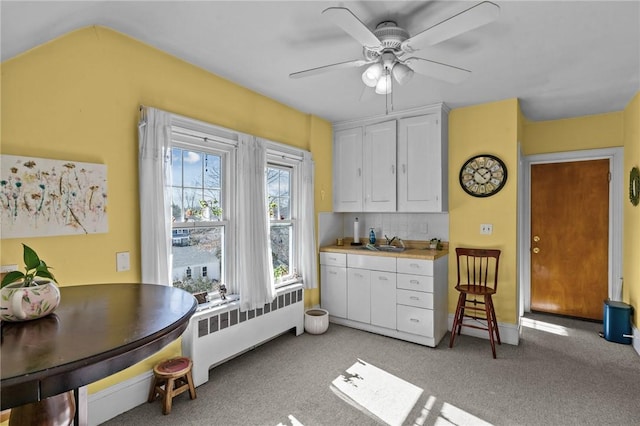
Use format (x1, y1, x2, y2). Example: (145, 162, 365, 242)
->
(369, 228, 376, 244)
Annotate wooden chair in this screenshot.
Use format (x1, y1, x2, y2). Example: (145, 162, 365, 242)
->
(449, 247, 501, 358)
(148, 357, 196, 414)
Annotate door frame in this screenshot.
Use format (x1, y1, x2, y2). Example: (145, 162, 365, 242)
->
(520, 147, 624, 315)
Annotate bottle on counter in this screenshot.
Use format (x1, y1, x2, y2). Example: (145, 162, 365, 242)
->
(369, 228, 376, 244)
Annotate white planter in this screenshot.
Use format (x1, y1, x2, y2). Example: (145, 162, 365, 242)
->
(304, 308, 329, 335)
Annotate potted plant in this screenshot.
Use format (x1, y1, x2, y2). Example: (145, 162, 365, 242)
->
(1, 244, 60, 322)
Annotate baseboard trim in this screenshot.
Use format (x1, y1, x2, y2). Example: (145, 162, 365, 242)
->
(447, 314, 520, 346)
(633, 323, 640, 357)
(87, 371, 153, 426)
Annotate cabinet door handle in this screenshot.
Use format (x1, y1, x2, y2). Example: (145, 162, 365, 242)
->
(355, 273, 363, 278)
(410, 263, 420, 268)
(378, 276, 388, 281)
(329, 271, 337, 275)
(402, 164, 406, 174)
(391, 164, 395, 174)
(410, 296, 420, 300)
(357, 168, 361, 177)
(410, 279, 420, 284)
(329, 256, 337, 261)
(410, 318, 420, 323)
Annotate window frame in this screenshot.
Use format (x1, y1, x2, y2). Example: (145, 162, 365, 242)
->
(267, 151, 302, 287)
(170, 126, 237, 298)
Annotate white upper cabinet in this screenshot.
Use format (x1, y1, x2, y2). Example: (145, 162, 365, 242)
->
(333, 103, 448, 213)
(364, 120, 397, 212)
(333, 127, 363, 212)
(398, 113, 448, 212)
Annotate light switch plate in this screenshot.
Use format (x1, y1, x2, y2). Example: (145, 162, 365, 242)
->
(116, 252, 130, 272)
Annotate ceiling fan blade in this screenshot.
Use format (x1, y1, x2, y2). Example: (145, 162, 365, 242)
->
(289, 59, 371, 79)
(401, 1, 500, 52)
(403, 58, 471, 84)
(322, 7, 382, 50)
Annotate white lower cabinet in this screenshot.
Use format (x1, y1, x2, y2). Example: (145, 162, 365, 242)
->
(320, 253, 347, 319)
(320, 251, 448, 347)
(347, 268, 370, 323)
(370, 271, 396, 329)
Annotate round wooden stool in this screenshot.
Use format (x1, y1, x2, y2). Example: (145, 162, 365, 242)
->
(148, 357, 196, 415)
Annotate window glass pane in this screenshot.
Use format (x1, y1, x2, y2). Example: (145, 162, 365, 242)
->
(172, 227, 223, 294)
(182, 150, 203, 188)
(270, 224, 291, 279)
(171, 187, 183, 222)
(183, 187, 202, 221)
(171, 148, 183, 187)
(204, 154, 221, 188)
(267, 167, 291, 220)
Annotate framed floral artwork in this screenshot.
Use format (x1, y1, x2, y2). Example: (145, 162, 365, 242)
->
(1, 155, 108, 238)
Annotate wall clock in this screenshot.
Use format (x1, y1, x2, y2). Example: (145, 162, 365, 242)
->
(630, 166, 640, 206)
(459, 154, 508, 197)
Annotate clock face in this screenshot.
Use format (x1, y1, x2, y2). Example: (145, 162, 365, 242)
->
(459, 154, 508, 197)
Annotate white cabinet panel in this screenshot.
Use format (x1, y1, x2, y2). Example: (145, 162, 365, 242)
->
(396, 274, 434, 293)
(397, 304, 434, 337)
(363, 120, 396, 212)
(397, 258, 433, 276)
(333, 127, 363, 212)
(347, 268, 370, 323)
(371, 271, 396, 329)
(397, 289, 433, 309)
(320, 252, 346, 267)
(320, 265, 347, 318)
(398, 114, 447, 212)
(347, 254, 396, 272)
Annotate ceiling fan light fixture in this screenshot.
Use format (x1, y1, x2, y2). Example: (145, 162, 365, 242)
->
(392, 62, 414, 85)
(362, 63, 382, 87)
(375, 72, 392, 95)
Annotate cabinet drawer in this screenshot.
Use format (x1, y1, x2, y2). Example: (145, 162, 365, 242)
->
(397, 274, 434, 293)
(347, 254, 396, 272)
(397, 258, 433, 276)
(397, 304, 433, 337)
(320, 252, 346, 267)
(397, 289, 433, 309)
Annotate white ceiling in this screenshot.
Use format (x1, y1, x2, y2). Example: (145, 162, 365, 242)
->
(2, 1, 639, 123)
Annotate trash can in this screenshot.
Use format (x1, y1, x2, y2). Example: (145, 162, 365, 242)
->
(603, 300, 633, 344)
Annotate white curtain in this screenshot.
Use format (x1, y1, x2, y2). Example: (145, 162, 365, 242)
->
(236, 135, 276, 310)
(138, 107, 172, 285)
(299, 152, 318, 289)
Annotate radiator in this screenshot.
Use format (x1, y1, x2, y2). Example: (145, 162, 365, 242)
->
(182, 283, 304, 387)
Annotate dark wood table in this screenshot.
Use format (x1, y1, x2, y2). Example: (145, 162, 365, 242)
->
(1, 283, 197, 425)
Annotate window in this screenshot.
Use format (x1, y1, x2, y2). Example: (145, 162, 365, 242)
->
(169, 137, 232, 296)
(267, 156, 299, 286)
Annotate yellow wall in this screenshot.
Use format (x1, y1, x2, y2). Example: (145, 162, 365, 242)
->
(523, 111, 624, 155)
(0, 26, 331, 392)
(623, 93, 640, 328)
(448, 99, 520, 324)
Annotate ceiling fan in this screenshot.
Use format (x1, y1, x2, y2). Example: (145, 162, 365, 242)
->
(289, 2, 500, 95)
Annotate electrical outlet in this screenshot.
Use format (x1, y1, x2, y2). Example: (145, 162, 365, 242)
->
(1, 264, 18, 273)
(480, 224, 493, 235)
(116, 252, 130, 272)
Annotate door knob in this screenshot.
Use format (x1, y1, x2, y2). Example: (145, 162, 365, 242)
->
(533, 236, 540, 242)
(533, 247, 540, 254)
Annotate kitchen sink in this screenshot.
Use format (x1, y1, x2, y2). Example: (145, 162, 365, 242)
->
(359, 244, 405, 252)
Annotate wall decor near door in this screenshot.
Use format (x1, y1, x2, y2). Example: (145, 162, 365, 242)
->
(0, 155, 108, 238)
(629, 166, 639, 206)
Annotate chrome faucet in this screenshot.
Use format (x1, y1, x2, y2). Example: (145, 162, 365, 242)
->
(384, 235, 397, 245)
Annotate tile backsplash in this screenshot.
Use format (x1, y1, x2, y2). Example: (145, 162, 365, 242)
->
(318, 212, 449, 245)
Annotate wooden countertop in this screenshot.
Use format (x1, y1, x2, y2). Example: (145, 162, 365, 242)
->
(320, 241, 448, 260)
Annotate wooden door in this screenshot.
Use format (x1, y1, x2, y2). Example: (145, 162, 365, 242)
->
(530, 159, 609, 320)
